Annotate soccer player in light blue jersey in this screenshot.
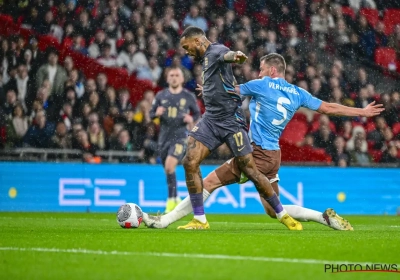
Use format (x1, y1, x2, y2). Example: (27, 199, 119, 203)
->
(143, 53, 384, 230)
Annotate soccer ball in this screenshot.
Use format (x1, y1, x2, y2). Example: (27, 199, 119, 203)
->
(116, 203, 143, 228)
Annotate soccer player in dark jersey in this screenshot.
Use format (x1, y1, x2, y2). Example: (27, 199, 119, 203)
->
(150, 67, 200, 213)
(178, 26, 302, 230)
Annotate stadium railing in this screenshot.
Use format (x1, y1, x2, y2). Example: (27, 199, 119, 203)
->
(0, 148, 140, 163)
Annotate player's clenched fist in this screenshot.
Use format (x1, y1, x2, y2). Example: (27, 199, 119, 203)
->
(155, 106, 166, 116)
(234, 51, 248, 64)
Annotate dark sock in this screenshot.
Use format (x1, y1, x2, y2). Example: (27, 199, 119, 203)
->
(189, 193, 204, 215)
(264, 193, 284, 214)
(167, 172, 177, 198)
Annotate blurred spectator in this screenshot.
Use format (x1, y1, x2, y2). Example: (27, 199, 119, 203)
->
(108, 123, 125, 149)
(66, 68, 85, 98)
(88, 30, 108, 59)
(87, 121, 106, 150)
(334, 18, 351, 53)
(355, 15, 376, 59)
(104, 87, 117, 112)
(297, 133, 315, 148)
(346, 126, 368, 152)
(183, 5, 208, 31)
(149, 57, 162, 86)
(97, 43, 117, 67)
(88, 91, 105, 117)
(75, 10, 94, 40)
(310, 78, 329, 101)
(311, 5, 335, 49)
(115, 129, 133, 151)
(375, 21, 388, 47)
(5, 103, 28, 148)
(4, 64, 31, 111)
(286, 24, 305, 54)
(75, 129, 98, 162)
(116, 89, 133, 113)
(117, 42, 148, 74)
(367, 116, 386, 149)
(329, 136, 351, 166)
(70, 34, 88, 56)
(351, 68, 369, 92)
(103, 106, 120, 136)
(312, 122, 336, 152)
(2, 89, 18, 116)
(340, 120, 353, 141)
(96, 73, 108, 97)
(51, 122, 72, 149)
(349, 0, 376, 12)
(380, 145, 400, 164)
(349, 133, 372, 166)
(23, 110, 55, 148)
(36, 48, 68, 99)
(389, 24, 400, 58)
(63, 56, 75, 75)
(355, 87, 373, 109)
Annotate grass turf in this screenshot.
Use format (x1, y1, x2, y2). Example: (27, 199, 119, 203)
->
(0, 213, 399, 280)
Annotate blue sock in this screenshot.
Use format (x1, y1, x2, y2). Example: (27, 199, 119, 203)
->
(264, 193, 284, 214)
(167, 173, 177, 198)
(189, 193, 204, 216)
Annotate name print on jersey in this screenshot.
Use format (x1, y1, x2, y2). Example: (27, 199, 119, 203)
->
(268, 82, 299, 95)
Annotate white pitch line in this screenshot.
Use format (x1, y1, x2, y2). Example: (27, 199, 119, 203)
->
(0, 247, 397, 267)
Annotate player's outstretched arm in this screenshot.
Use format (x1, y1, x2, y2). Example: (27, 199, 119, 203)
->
(317, 101, 384, 117)
(223, 51, 248, 64)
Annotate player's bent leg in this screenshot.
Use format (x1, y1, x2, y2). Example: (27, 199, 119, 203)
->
(179, 136, 211, 229)
(260, 181, 280, 219)
(236, 153, 302, 230)
(164, 155, 180, 213)
(143, 170, 229, 229)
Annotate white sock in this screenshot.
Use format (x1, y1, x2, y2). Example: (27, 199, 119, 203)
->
(194, 214, 207, 223)
(283, 205, 327, 226)
(275, 209, 287, 220)
(161, 189, 211, 226)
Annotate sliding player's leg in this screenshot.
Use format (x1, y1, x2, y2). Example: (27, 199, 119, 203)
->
(143, 170, 221, 228)
(143, 154, 243, 228)
(260, 184, 353, 231)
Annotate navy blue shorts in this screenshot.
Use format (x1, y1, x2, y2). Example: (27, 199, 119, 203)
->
(158, 138, 187, 165)
(189, 117, 252, 157)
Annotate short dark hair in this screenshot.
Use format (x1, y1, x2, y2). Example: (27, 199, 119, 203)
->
(260, 53, 286, 73)
(181, 26, 205, 39)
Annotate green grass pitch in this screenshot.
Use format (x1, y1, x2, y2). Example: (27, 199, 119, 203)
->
(1, 213, 399, 280)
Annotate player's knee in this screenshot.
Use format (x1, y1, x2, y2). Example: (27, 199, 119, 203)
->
(164, 166, 175, 174)
(182, 155, 199, 172)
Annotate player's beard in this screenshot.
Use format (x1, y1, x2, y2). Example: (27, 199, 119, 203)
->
(194, 48, 202, 62)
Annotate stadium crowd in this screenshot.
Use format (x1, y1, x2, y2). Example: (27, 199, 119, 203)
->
(0, 0, 400, 166)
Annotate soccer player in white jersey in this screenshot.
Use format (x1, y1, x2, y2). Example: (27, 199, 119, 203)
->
(142, 53, 384, 230)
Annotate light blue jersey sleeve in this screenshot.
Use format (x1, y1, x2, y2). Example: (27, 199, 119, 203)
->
(298, 87, 323, 111)
(239, 78, 268, 97)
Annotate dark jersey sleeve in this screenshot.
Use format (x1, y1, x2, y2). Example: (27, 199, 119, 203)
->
(213, 45, 231, 64)
(188, 93, 201, 121)
(149, 91, 162, 119)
